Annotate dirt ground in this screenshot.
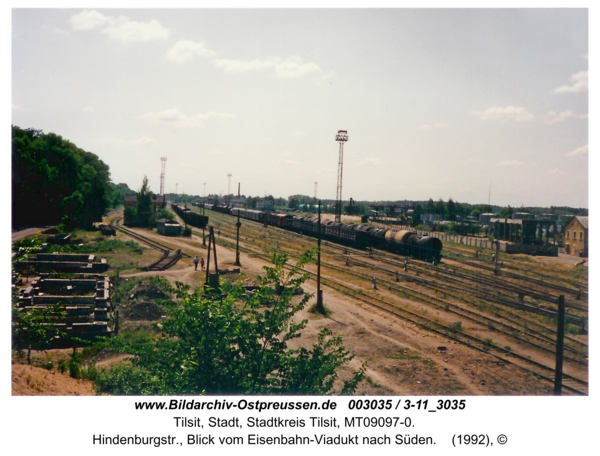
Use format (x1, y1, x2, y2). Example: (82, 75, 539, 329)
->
(12, 224, 560, 396)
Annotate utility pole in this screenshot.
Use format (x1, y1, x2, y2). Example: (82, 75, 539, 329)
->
(315, 201, 325, 313)
(554, 295, 566, 395)
(202, 182, 206, 245)
(335, 130, 348, 223)
(234, 211, 242, 266)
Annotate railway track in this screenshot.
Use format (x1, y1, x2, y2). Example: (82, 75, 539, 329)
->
(108, 216, 188, 270)
(188, 212, 589, 395)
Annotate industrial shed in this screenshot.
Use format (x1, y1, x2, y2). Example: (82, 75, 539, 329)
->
(156, 218, 183, 236)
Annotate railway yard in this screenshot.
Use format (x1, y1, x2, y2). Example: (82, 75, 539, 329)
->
(90, 206, 589, 396)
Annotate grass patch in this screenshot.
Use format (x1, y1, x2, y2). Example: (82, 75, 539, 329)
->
(47, 238, 143, 255)
(308, 302, 333, 317)
(366, 376, 383, 388)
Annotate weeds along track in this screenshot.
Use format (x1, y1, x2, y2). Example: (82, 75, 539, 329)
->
(343, 243, 588, 315)
(342, 256, 588, 359)
(192, 211, 588, 394)
(442, 244, 588, 295)
(448, 255, 588, 300)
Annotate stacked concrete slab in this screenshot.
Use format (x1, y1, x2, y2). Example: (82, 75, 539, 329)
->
(15, 253, 108, 273)
(17, 273, 113, 341)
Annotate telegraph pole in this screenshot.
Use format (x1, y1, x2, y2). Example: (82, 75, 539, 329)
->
(554, 295, 566, 395)
(315, 201, 324, 313)
(234, 211, 242, 266)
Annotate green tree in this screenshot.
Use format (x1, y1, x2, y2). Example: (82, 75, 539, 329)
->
(447, 198, 457, 221)
(12, 126, 112, 229)
(288, 196, 298, 210)
(436, 198, 446, 219)
(124, 206, 138, 226)
(412, 204, 424, 225)
(425, 198, 436, 214)
(156, 208, 175, 221)
(12, 303, 66, 364)
(136, 176, 153, 226)
(500, 205, 513, 219)
(96, 251, 366, 395)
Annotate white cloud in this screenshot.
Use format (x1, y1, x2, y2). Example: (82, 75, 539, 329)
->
(419, 123, 447, 130)
(552, 70, 588, 94)
(166, 40, 216, 62)
(290, 131, 305, 137)
(463, 158, 481, 164)
(495, 160, 523, 167)
(213, 55, 321, 79)
(53, 28, 70, 35)
(83, 106, 95, 113)
(566, 144, 588, 157)
(141, 108, 234, 128)
(12, 103, 25, 111)
(543, 110, 575, 123)
(472, 106, 534, 122)
(70, 10, 109, 30)
(100, 137, 157, 147)
(359, 157, 382, 166)
(69, 10, 170, 43)
(213, 58, 275, 74)
(274, 56, 321, 79)
(547, 169, 565, 175)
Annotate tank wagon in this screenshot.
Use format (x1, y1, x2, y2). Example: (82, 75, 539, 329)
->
(171, 203, 209, 229)
(207, 206, 442, 262)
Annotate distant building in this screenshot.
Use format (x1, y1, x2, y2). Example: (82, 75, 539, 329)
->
(513, 212, 531, 220)
(156, 218, 183, 236)
(564, 216, 588, 257)
(479, 213, 497, 225)
(256, 199, 274, 210)
(229, 196, 247, 206)
(422, 213, 441, 223)
(535, 213, 556, 221)
(124, 194, 167, 223)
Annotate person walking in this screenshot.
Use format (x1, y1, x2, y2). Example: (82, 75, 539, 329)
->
(200, 257, 205, 270)
(193, 256, 199, 270)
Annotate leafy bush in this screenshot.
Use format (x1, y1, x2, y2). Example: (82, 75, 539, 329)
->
(96, 250, 366, 395)
(47, 238, 143, 254)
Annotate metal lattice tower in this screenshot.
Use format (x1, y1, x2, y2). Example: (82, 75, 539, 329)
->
(335, 130, 348, 223)
(159, 157, 167, 196)
(314, 182, 318, 199)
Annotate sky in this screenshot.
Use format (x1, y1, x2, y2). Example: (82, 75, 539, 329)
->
(11, 7, 589, 208)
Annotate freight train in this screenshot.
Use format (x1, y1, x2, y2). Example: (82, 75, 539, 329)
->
(171, 203, 209, 229)
(201, 204, 442, 262)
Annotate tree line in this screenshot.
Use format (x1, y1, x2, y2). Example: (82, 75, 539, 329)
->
(11, 126, 125, 229)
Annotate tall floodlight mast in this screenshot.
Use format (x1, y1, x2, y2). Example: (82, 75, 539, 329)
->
(159, 157, 167, 196)
(335, 130, 348, 223)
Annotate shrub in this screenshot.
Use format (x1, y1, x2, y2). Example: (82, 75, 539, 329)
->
(96, 250, 366, 395)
